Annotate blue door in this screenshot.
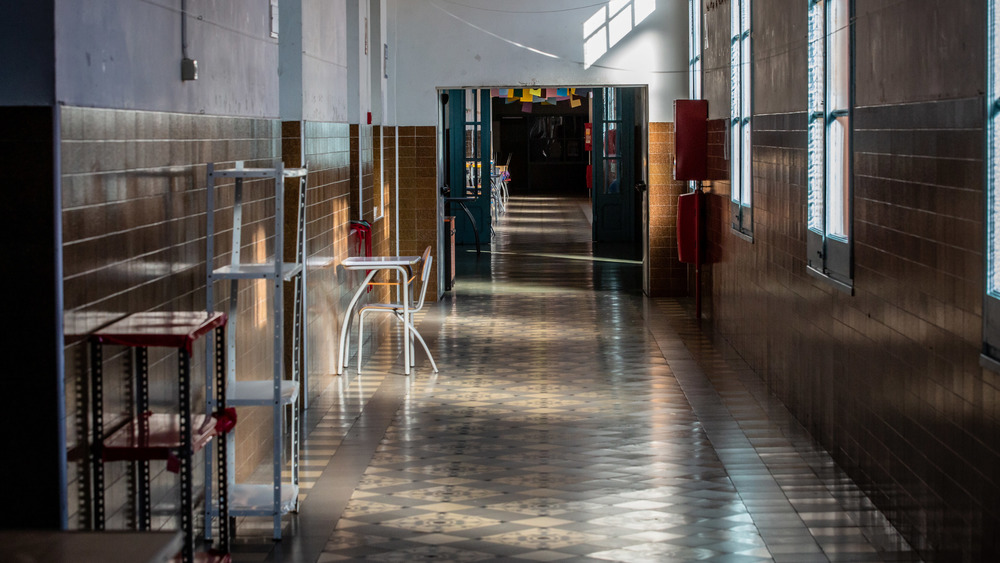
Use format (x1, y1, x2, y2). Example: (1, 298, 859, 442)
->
(592, 87, 638, 243)
(447, 89, 491, 248)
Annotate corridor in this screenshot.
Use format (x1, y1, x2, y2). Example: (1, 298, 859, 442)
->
(232, 197, 921, 563)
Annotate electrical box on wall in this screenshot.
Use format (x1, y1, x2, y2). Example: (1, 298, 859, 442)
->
(674, 99, 708, 181)
(181, 58, 198, 81)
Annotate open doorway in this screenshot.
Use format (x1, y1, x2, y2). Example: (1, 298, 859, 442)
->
(438, 86, 649, 289)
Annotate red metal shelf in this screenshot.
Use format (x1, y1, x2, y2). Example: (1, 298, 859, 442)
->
(93, 311, 227, 354)
(102, 413, 219, 463)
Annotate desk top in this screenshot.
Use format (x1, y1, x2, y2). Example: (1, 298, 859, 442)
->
(342, 255, 420, 270)
(0, 530, 183, 563)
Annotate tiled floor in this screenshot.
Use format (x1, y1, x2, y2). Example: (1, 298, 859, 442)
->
(230, 196, 921, 562)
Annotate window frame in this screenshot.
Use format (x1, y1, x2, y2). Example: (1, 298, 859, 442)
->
(983, 0, 1000, 367)
(806, 0, 854, 293)
(688, 0, 703, 194)
(730, 0, 753, 237)
(689, 0, 702, 101)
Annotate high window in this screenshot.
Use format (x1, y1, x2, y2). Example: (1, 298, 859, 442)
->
(688, 0, 703, 194)
(806, 0, 853, 291)
(730, 0, 752, 236)
(984, 0, 1000, 365)
(689, 0, 702, 100)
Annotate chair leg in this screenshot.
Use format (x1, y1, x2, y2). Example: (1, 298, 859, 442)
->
(357, 311, 365, 374)
(407, 321, 438, 373)
(342, 312, 352, 369)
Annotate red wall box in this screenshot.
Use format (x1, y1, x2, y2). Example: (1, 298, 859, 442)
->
(674, 99, 708, 181)
(677, 189, 701, 264)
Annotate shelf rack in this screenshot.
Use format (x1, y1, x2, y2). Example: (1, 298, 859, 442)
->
(89, 311, 232, 563)
(205, 160, 306, 540)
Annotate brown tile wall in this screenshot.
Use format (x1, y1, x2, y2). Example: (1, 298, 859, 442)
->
(647, 122, 688, 296)
(287, 120, 355, 398)
(701, 0, 999, 556)
(60, 106, 281, 529)
(702, 101, 998, 560)
(397, 126, 439, 299)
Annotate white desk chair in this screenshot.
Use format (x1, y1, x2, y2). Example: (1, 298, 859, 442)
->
(357, 247, 438, 374)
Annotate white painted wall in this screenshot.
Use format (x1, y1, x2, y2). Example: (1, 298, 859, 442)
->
(370, 0, 389, 124)
(55, 0, 279, 117)
(302, 0, 349, 122)
(392, 0, 688, 124)
(347, 1, 372, 124)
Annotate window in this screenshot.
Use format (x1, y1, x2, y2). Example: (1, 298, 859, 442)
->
(689, 0, 702, 100)
(688, 0, 703, 194)
(730, 0, 752, 236)
(984, 0, 1000, 366)
(806, 0, 853, 291)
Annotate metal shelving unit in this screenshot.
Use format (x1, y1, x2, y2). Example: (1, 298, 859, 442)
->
(89, 311, 232, 563)
(204, 160, 306, 540)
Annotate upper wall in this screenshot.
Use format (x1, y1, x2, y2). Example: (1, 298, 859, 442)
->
(55, 0, 279, 117)
(282, 0, 350, 122)
(752, 0, 807, 115)
(855, 0, 984, 105)
(392, 0, 688, 124)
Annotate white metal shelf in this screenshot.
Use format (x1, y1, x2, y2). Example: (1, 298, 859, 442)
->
(229, 483, 299, 515)
(210, 167, 307, 179)
(227, 380, 299, 406)
(211, 263, 304, 281)
(205, 160, 305, 541)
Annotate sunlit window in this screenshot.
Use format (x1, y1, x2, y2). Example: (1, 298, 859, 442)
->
(983, 0, 1000, 366)
(988, 0, 1000, 299)
(806, 0, 853, 290)
(730, 0, 752, 236)
(689, 0, 701, 101)
(687, 0, 702, 193)
(583, 0, 655, 69)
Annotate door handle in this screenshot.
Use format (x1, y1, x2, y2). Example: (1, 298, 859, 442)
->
(634, 181, 647, 193)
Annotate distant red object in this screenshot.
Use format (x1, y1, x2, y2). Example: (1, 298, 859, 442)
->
(677, 189, 702, 264)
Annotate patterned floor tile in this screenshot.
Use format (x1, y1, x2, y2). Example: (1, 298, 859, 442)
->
(229, 197, 922, 563)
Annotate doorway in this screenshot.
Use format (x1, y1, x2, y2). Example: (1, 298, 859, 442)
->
(438, 86, 650, 288)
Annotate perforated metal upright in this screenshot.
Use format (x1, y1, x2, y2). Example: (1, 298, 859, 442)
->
(204, 160, 306, 540)
(89, 311, 231, 563)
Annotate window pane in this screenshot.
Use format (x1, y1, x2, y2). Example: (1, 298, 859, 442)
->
(827, 115, 850, 239)
(742, 120, 752, 206)
(828, 0, 850, 111)
(730, 0, 740, 204)
(689, 0, 702, 99)
(808, 1, 825, 115)
(731, 120, 741, 203)
(741, 37, 751, 118)
(730, 39, 740, 117)
(989, 0, 1000, 295)
(604, 122, 618, 157)
(604, 159, 621, 195)
(807, 0, 825, 233)
(807, 121, 825, 233)
(992, 110, 1000, 293)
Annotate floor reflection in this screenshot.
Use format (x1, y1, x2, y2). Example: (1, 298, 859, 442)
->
(231, 196, 919, 563)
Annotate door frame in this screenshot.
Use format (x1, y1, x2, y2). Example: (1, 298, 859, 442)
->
(434, 85, 650, 289)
